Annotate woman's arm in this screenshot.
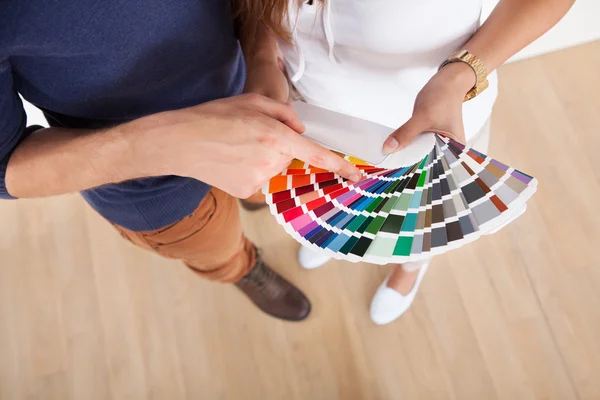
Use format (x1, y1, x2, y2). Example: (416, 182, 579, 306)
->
(466, 0, 575, 72)
(238, 22, 290, 102)
(383, 0, 575, 153)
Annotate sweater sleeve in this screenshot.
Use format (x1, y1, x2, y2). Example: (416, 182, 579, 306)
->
(0, 57, 27, 199)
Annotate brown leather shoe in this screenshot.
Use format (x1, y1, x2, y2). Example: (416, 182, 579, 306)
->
(240, 199, 268, 212)
(235, 251, 311, 321)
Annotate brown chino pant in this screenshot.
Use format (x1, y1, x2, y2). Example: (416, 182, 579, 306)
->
(113, 187, 259, 283)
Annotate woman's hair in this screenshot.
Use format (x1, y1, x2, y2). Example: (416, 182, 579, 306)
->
(234, 0, 299, 42)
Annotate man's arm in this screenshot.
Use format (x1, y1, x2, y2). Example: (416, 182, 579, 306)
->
(5, 122, 158, 198)
(4, 95, 362, 199)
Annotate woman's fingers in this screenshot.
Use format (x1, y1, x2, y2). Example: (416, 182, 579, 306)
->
(383, 108, 466, 154)
(426, 116, 466, 144)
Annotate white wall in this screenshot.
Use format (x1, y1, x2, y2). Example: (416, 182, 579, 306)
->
(23, 99, 48, 127)
(482, 0, 600, 62)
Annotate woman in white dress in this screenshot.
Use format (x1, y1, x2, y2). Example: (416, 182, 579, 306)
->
(240, 0, 573, 324)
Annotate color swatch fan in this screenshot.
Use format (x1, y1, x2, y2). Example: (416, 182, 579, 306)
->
(263, 104, 538, 264)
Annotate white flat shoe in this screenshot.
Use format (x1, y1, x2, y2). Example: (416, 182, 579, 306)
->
(370, 261, 430, 325)
(298, 245, 332, 269)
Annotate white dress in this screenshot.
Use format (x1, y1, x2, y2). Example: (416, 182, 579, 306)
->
(280, 0, 497, 142)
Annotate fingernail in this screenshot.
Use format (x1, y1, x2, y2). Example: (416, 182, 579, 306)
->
(350, 173, 362, 183)
(383, 137, 399, 154)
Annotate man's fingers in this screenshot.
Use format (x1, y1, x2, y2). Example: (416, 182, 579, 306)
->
(383, 116, 429, 154)
(240, 94, 305, 134)
(275, 159, 293, 174)
(326, 155, 364, 183)
(278, 130, 362, 181)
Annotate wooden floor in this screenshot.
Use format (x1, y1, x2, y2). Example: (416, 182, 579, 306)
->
(2, 41, 600, 400)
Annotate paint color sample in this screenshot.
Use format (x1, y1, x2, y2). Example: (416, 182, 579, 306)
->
(265, 133, 537, 264)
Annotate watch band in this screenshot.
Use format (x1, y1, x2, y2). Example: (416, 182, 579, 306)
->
(439, 50, 489, 102)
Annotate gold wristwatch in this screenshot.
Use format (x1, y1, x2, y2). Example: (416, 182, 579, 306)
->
(439, 50, 489, 102)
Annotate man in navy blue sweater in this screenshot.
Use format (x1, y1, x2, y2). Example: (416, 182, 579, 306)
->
(0, 1, 360, 321)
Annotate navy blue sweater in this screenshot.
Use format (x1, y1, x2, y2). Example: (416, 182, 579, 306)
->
(0, 0, 245, 230)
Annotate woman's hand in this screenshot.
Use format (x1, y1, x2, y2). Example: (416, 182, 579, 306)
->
(381, 0, 574, 155)
(383, 62, 477, 154)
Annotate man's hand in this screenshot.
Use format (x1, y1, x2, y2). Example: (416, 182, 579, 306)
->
(144, 94, 362, 198)
(382, 62, 476, 154)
